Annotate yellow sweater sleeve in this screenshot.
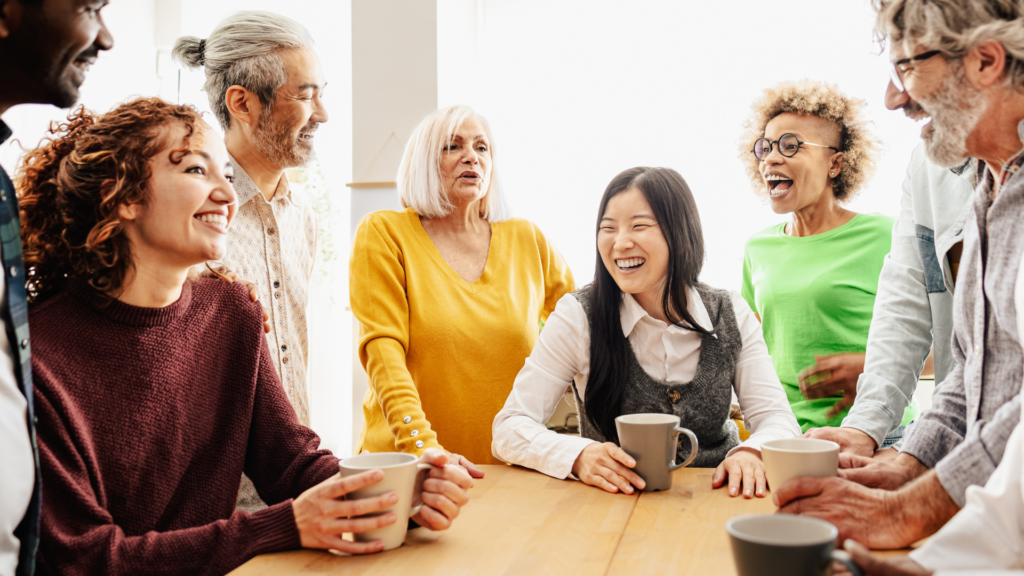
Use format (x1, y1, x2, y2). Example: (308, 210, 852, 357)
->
(350, 214, 442, 455)
(534, 223, 576, 321)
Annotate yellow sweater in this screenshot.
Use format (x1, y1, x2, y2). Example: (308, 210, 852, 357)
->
(351, 208, 575, 464)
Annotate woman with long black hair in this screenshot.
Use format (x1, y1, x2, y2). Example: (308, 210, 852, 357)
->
(492, 167, 799, 498)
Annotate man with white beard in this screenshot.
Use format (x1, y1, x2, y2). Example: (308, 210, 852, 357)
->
(772, 0, 1024, 555)
(173, 11, 326, 511)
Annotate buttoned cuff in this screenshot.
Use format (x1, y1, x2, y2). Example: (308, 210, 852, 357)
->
(840, 401, 896, 448)
(935, 440, 997, 508)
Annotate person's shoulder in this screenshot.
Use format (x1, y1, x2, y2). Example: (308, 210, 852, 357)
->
(29, 290, 77, 328)
(854, 213, 896, 231)
(743, 222, 786, 250)
(355, 208, 419, 242)
(495, 217, 549, 245)
(191, 278, 263, 327)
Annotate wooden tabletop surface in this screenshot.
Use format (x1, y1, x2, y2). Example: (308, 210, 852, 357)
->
(229, 464, 910, 576)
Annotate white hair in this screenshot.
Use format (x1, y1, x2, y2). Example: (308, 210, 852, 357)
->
(874, 0, 1024, 89)
(397, 106, 509, 222)
(171, 11, 314, 130)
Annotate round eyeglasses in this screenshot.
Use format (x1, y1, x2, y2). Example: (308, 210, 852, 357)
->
(889, 49, 942, 93)
(752, 133, 840, 161)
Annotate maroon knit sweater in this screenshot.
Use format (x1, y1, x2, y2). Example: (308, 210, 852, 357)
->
(31, 279, 339, 576)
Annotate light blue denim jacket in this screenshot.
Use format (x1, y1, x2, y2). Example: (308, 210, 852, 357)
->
(841, 144, 976, 447)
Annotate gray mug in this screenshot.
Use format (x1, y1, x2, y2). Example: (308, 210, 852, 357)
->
(615, 413, 698, 492)
(727, 514, 862, 576)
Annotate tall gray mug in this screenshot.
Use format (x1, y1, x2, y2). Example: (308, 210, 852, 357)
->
(615, 413, 698, 491)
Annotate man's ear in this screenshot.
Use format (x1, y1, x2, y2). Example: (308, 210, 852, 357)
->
(964, 40, 1007, 89)
(0, 0, 25, 40)
(224, 86, 261, 131)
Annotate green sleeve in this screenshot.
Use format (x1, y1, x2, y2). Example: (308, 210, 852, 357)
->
(740, 249, 758, 314)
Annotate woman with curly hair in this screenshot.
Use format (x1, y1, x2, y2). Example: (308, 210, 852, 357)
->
(17, 97, 470, 576)
(739, 80, 916, 435)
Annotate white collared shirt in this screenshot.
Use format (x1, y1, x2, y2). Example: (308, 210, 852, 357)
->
(491, 288, 800, 480)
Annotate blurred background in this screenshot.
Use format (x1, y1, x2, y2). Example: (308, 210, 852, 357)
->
(0, 0, 923, 457)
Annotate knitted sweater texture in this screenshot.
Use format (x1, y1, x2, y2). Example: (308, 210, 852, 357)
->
(31, 279, 338, 576)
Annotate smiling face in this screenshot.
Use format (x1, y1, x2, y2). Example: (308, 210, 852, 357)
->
(888, 42, 986, 167)
(4, 0, 114, 108)
(759, 112, 843, 214)
(598, 188, 670, 306)
(121, 121, 237, 269)
(251, 46, 328, 168)
(440, 116, 492, 205)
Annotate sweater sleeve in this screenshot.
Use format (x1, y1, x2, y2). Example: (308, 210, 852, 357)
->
(350, 214, 441, 455)
(533, 222, 575, 322)
(244, 324, 340, 504)
(35, 383, 299, 576)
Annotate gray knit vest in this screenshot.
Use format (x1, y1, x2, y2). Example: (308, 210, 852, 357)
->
(571, 283, 742, 468)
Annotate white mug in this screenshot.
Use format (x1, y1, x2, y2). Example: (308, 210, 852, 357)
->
(761, 438, 839, 491)
(338, 452, 432, 551)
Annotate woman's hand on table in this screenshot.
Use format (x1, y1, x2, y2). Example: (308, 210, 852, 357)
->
(571, 442, 645, 494)
(835, 540, 933, 576)
(293, 470, 399, 554)
(712, 447, 767, 498)
(797, 353, 866, 417)
(411, 448, 474, 531)
(446, 451, 486, 479)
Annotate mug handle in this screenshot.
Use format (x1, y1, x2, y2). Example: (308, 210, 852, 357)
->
(830, 550, 863, 576)
(668, 426, 699, 471)
(408, 463, 434, 517)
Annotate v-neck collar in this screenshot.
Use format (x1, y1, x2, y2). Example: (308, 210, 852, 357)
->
(407, 208, 499, 293)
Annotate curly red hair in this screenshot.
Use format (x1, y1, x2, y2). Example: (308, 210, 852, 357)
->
(16, 97, 205, 304)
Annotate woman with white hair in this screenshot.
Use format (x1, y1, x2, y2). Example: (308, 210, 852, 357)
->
(350, 105, 574, 470)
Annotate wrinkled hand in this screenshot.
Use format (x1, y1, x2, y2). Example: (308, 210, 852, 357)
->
(293, 470, 399, 554)
(773, 476, 913, 549)
(410, 448, 473, 531)
(835, 540, 933, 576)
(798, 353, 866, 417)
(839, 453, 922, 491)
(204, 264, 271, 334)
(712, 447, 766, 498)
(446, 451, 485, 479)
(572, 442, 645, 494)
(804, 427, 877, 458)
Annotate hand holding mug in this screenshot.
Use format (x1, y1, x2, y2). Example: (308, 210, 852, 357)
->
(572, 442, 646, 494)
(411, 448, 474, 531)
(292, 469, 399, 554)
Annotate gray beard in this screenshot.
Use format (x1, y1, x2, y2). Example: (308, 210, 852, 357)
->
(919, 63, 986, 168)
(251, 112, 317, 169)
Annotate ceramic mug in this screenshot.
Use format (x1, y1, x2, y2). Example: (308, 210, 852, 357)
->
(338, 452, 432, 551)
(727, 514, 862, 576)
(760, 438, 840, 492)
(615, 413, 698, 492)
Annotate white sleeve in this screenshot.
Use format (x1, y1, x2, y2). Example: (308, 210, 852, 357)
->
(491, 294, 597, 479)
(910, 423, 1024, 572)
(727, 292, 801, 455)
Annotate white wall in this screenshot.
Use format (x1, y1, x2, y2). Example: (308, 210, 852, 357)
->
(439, 0, 922, 292)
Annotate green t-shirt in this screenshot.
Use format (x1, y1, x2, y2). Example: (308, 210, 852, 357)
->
(741, 213, 912, 432)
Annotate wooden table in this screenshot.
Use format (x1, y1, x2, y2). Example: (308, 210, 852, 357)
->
(229, 465, 907, 576)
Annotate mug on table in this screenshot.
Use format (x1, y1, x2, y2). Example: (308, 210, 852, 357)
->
(338, 452, 433, 551)
(615, 413, 698, 492)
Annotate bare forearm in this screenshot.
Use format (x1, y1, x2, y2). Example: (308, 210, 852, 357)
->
(893, 470, 961, 544)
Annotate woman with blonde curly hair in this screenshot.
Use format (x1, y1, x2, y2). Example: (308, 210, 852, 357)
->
(738, 80, 916, 435)
(18, 97, 470, 575)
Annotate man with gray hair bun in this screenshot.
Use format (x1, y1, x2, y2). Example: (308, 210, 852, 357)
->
(772, 0, 1024, 562)
(173, 11, 324, 512)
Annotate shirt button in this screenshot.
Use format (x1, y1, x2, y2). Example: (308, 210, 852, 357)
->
(975, 345, 982, 355)
(411, 430, 419, 437)
(282, 356, 289, 364)
(274, 292, 281, 299)
(267, 228, 276, 235)
(403, 416, 411, 424)
(20, 339, 27, 350)
(8, 266, 16, 277)
(273, 281, 280, 289)
(415, 440, 424, 449)
(281, 344, 288, 352)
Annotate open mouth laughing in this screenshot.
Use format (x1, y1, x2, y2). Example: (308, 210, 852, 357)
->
(194, 212, 229, 233)
(764, 173, 793, 197)
(616, 257, 645, 271)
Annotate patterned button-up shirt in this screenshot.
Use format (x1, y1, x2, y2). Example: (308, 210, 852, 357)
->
(1, 120, 39, 576)
(214, 157, 317, 511)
